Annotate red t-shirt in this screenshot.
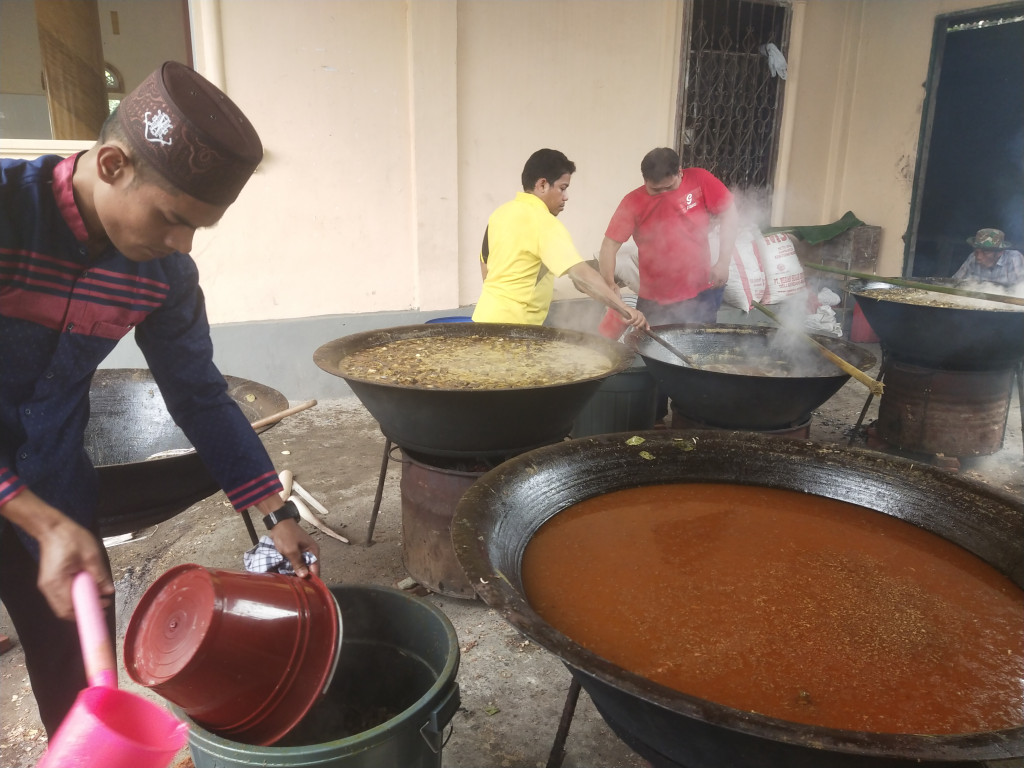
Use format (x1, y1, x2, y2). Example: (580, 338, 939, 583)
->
(605, 167, 732, 303)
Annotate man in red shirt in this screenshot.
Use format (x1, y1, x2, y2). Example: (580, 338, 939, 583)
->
(598, 147, 738, 326)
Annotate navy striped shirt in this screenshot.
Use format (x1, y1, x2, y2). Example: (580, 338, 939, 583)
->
(0, 154, 282, 550)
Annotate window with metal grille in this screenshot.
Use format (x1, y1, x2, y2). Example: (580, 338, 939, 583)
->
(676, 0, 791, 196)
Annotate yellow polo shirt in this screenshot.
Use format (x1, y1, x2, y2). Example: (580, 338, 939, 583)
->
(472, 192, 583, 325)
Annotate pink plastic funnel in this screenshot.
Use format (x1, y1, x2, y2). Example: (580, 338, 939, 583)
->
(35, 573, 188, 768)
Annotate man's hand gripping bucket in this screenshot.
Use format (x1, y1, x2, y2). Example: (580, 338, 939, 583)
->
(35, 572, 188, 768)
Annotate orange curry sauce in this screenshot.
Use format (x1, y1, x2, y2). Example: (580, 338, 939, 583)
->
(522, 483, 1024, 734)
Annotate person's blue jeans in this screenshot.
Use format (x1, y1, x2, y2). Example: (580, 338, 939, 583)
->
(636, 286, 724, 326)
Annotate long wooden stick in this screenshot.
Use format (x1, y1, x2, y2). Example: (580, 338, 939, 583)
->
(250, 399, 317, 430)
(804, 263, 1024, 308)
(752, 302, 884, 396)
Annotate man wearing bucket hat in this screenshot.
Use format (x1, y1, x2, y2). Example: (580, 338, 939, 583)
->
(0, 61, 320, 737)
(952, 228, 1024, 287)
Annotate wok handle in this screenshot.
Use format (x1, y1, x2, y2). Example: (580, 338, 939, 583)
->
(250, 399, 317, 430)
(72, 572, 117, 689)
(420, 682, 461, 753)
(279, 469, 294, 501)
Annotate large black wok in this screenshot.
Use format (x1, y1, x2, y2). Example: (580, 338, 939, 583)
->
(86, 369, 288, 537)
(626, 324, 876, 430)
(313, 323, 633, 457)
(452, 432, 1024, 768)
(851, 279, 1024, 369)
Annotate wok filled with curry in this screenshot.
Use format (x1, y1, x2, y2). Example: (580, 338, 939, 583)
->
(314, 322, 634, 457)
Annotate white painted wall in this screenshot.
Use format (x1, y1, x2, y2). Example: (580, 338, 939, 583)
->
(2, 0, 1007, 322)
(455, 0, 682, 303)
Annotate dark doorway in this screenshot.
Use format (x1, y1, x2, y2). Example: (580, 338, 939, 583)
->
(906, 3, 1024, 278)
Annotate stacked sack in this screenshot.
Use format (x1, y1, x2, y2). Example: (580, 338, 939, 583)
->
(718, 226, 806, 312)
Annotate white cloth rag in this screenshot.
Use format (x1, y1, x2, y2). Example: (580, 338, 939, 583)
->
(760, 43, 788, 80)
(817, 287, 842, 307)
(243, 536, 319, 575)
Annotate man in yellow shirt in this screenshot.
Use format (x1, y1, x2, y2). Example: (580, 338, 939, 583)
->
(472, 148, 646, 328)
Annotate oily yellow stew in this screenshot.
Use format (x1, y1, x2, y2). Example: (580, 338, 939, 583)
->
(337, 335, 617, 389)
(522, 483, 1024, 734)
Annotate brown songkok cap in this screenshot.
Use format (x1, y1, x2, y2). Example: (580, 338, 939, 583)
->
(116, 61, 263, 206)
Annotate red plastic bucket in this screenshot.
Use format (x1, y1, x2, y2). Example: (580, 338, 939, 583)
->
(124, 565, 341, 745)
(850, 302, 880, 343)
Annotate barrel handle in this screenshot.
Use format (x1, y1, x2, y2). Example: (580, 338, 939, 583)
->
(420, 682, 461, 753)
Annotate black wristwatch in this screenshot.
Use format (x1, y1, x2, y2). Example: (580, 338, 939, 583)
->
(263, 499, 301, 530)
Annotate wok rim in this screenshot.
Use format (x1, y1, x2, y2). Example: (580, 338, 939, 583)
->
(452, 431, 1024, 761)
(313, 322, 635, 392)
(88, 370, 289, 469)
(850, 279, 1024, 315)
(625, 323, 877, 380)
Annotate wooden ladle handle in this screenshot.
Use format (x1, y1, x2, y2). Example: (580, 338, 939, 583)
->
(250, 399, 317, 430)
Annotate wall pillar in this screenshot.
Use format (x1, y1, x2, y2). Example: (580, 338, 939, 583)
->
(34, 0, 107, 140)
(407, 0, 460, 311)
(771, 0, 806, 226)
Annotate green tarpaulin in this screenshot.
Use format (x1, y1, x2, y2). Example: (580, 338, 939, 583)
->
(764, 211, 865, 245)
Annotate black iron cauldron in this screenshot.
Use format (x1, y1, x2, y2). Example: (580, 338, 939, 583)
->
(86, 369, 289, 537)
(850, 280, 1024, 370)
(313, 323, 634, 457)
(451, 432, 1024, 768)
(626, 324, 877, 430)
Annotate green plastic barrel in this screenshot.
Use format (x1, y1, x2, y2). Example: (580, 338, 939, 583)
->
(571, 358, 657, 438)
(182, 584, 460, 768)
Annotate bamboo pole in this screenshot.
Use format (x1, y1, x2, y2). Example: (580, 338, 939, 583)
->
(752, 302, 884, 396)
(805, 263, 1024, 308)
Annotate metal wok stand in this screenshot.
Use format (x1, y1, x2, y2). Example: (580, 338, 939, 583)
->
(366, 434, 395, 545)
(365, 431, 575, 545)
(848, 354, 890, 447)
(240, 509, 260, 546)
(547, 676, 583, 768)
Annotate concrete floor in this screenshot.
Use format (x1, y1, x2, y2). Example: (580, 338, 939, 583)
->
(2, 341, 1022, 767)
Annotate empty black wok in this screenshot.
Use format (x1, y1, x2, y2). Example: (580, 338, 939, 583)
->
(86, 369, 289, 537)
(313, 323, 634, 457)
(451, 432, 1024, 768)
(626, 324, 877, 430)
(851, 279, 1024, 369)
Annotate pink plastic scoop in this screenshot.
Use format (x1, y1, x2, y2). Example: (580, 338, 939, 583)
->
(35, 572, 189, 768)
